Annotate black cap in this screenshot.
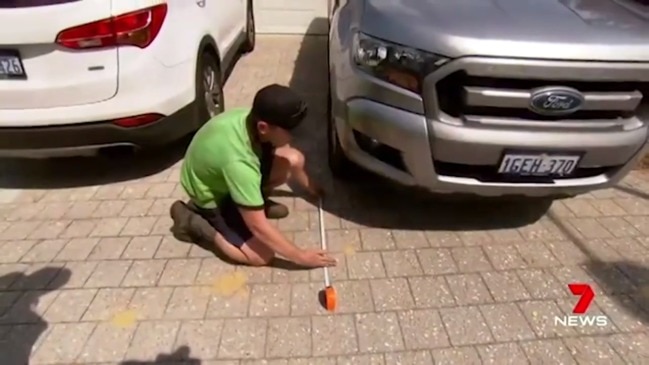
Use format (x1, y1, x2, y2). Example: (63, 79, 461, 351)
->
(251, 84, 307, 130)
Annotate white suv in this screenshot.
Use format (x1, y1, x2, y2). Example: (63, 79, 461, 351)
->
(0, 0, 255, 158)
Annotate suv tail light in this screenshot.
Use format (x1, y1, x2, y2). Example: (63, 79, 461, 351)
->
(55, 4, 168, 50)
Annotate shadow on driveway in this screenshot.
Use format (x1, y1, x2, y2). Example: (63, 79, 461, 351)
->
(0, 267, 71, 364)
(0, 135, 190, 190)
(120, 346, 201, 364)
(286, 18, 552, 231)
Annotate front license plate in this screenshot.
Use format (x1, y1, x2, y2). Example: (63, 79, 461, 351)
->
(0, 51, 26, 79)
(498, 153, 581, 176)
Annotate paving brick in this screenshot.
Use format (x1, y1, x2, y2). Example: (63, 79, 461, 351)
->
(390, 230, 429, 249)
(481, 271, 531, 302)
(569, 218, 614, 239)
(326, 279, 373, 314)
(163, 286, 211, 320)
(92, 185, 126, 200)
(120, 199, 155, 217)
(0, 290, 59, 324)
(457, 231, 493, 246)
(119, 216, 158, 236)
(425, 231, 463, 248)
(476, 343, 528, 365)
(174, 319, 225, 360)
(121, 259, 166, 287)
(370, 278, 415, 311)
(10, 264, 63, 290)
(46, 261, 93, 289)
(266, 317, 312, 358)
(0, 221, 42, 240)
(360, 228, 396, 250)
(123, 320, 181, 361)
(451, 247, 493, 273)
(606, 332, 649, 364)
(408, 276, 455, 309)
(432, 347, 482, 365)
(586, 295, 645, 332)
(290, 282, 332, 316)
(446, 274, 494, 305)
(89, 217, 128, 237)
(517, 268, 568, 299)
(121, 236, 162, 259)
(218, 318, 267, 359)
(30, 322, 96, 364)
(518, 300, 577, 338)
(416, 248, 458, 275)
(563, 336, 625, 364)
(249, 283, 292, 317)
(127, 287, 173, 320)
(381, 250, 423, 277)
(356, 312, 404, 353)
(92, 200, 127, 218)
(158, 258, 202, 286)
(480, 303, 536, 341)
(0, 240, 37, 263)
(482, 244, 528, 270)
(597, 217, 641, 238)
(381, 351, 428, 364)
(397, 309, 449, 350)
(55, 238, 99, 261)
(43, 288, 96, 322)
(154, 236, 192, 258)
(28, 220, 70, 240)
(60, 220, 97, 239)
(87, 237, 130, 260)
(520, 339, 577, 365)
(84, 260, 132, 288)
(515, 241, 560, 268)
(77, 322, 136, 363)
(20, 239, 67, 263)
(439, 306, 493, 346)
(311, 315, 358, 356)
(323, 229, 361, 253)
(545, 240, 591, 266)
(82, 287, 135, 321)
(346, 252, 386, 279)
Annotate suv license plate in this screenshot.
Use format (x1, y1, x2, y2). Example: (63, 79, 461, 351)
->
(498, 153, 581, 177)
(0, 51, 26, 79)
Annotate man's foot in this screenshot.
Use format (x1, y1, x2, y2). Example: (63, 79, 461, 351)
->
(265, 199, 289, 219)
(170, 200, 218, 244)
(169, 200, 195, 243)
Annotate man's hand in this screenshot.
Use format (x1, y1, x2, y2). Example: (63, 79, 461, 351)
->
(296, 249, 337, 268)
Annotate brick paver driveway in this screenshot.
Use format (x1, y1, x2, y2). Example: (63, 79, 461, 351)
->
(0, 36, 648, 365)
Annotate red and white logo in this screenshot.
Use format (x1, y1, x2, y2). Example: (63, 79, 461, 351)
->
(554, 283, 609, 327)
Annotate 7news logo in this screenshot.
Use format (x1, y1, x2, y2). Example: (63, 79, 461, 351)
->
(554, 283, 609, 327)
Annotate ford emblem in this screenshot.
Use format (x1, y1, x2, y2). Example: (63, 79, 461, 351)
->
(528, 86, 585, 116)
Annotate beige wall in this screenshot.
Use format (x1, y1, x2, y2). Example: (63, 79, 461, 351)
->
(253, 0, 330, 34)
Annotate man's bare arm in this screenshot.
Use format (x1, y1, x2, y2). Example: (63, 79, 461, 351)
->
(239, 207, 304, 262)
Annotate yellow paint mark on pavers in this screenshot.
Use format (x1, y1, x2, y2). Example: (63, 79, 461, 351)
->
(110, 309, 138, 328)
(211, 271, 248, 297)
(343, 245, 356, 256)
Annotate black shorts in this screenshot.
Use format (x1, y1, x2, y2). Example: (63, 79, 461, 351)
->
(191, 142, 274, 248)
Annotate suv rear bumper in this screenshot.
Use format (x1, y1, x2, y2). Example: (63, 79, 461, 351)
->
(0, 101, 196, 158)
(334, 99, 648, 197)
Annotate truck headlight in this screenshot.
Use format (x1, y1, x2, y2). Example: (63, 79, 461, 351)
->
(352, 32, 449, 94)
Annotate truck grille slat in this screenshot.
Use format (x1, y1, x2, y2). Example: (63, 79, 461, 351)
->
(435, 71, 648, 122)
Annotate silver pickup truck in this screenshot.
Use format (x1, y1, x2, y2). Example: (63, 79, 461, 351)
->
(327, 0, 649, 198)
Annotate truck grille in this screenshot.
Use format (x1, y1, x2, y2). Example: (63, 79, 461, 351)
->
(435, 71, 648, 122)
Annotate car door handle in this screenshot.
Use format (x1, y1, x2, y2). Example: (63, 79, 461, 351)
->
(196, 0, 206, 7)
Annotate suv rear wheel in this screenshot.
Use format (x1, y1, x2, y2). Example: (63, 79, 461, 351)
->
(196, 51, 224, 125)
(241, 1, 256, 53)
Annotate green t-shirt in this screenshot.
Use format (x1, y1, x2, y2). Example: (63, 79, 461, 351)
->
(180, 108, 264, 209)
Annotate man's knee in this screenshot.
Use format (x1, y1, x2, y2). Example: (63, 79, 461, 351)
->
(276, 146, 305, 170)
